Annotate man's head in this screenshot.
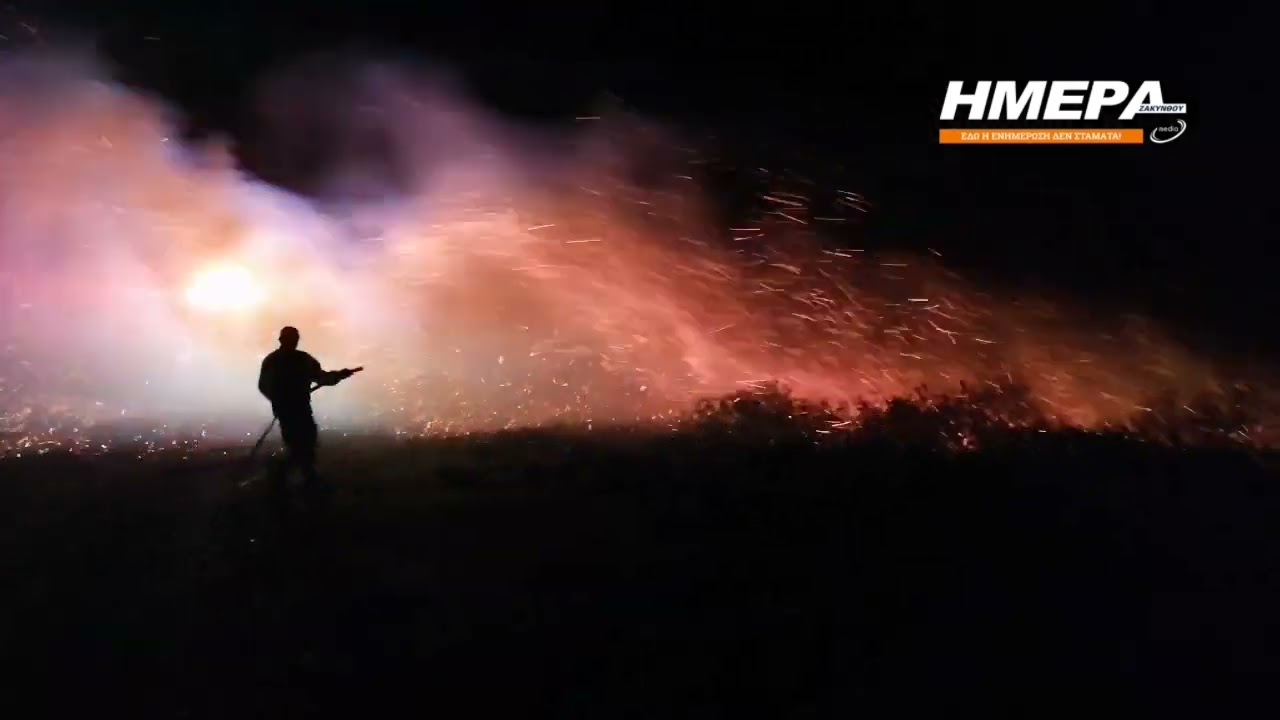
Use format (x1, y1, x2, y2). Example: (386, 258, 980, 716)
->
(279, 326, 300, 350)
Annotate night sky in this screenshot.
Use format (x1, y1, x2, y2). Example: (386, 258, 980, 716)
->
(10, 2, 1273, 354)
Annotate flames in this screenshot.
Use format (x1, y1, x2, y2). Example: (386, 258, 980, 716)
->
(184, 264, 267, 313)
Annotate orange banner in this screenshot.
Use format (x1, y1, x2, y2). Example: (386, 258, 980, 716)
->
(939, 129, 1144, 145)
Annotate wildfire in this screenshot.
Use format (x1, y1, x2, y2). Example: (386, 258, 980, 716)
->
(0, 52, 1276, 457)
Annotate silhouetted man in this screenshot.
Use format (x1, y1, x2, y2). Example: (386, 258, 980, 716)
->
(258, 326, 356, 495)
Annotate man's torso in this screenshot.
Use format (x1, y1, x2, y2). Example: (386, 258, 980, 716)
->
(262, 349, 320, 416)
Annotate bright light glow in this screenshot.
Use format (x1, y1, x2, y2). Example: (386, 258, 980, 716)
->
(184, 264, 266, 313)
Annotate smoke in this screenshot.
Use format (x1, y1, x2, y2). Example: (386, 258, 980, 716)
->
(0, 48, 1272, 449)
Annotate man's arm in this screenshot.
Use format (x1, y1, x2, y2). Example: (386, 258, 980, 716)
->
(258, 357, 274, 401)
(307, 354, 353, 388)
(315, 368, 355, 387)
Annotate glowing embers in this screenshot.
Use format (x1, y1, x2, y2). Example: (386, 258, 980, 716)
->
(184, 263, 266, 313)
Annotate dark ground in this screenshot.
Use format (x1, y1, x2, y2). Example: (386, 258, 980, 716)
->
(2, 403, 1278, 717)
